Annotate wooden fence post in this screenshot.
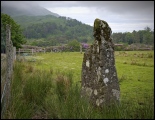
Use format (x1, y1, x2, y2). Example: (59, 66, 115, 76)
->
(44, 48, 45, 53)
(2, 24, 12, 117)
(13, 47, 16, 61)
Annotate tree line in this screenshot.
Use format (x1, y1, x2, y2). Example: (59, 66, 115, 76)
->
(112, 27, 154, 45)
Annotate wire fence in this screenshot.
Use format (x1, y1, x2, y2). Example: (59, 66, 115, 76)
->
(1, 24, 16, 118)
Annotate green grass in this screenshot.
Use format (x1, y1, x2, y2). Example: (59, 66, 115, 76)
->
(24, 52, 83, 83)
(3, 51, 154, 119)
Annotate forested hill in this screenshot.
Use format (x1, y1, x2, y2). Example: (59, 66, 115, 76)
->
(4, 14, 155, 47)
(13, 14, 154, 47)
(12, 15, 94, 46)
(13, 15, 154, 46)
(2, 2, 94, 45)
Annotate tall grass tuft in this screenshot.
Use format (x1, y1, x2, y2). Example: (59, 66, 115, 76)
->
(22, 70, 52, 105)
(5, 62, 33, 119)
(147, 53, 153, 58)
(6, 61, 53, 119)
(25, 64, 34, 73)
(54, 70, 74, 101)
(45, 77, 94, 119)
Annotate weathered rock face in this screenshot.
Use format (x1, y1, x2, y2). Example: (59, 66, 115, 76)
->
(81, 18, 120, 107)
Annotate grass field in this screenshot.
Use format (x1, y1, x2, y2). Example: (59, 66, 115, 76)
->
(4, 51, 154, 119)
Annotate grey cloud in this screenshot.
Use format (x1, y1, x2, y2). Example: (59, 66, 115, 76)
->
(84, 1, 154, 17)
(2, 1, 154, 32)
(39, 1, 154, 14)
(38, 1, 79, 7)
(1, 1, 40, 10)
(1, 1, 39, 6)
(2, 1, 153, 15)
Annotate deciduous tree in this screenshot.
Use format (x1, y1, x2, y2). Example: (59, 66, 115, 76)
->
(1, 13, 26, 49)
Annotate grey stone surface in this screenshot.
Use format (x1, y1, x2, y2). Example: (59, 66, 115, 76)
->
(81, 18, 120, 107)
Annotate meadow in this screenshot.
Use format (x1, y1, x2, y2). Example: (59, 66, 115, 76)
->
(5, 51, 154, 119)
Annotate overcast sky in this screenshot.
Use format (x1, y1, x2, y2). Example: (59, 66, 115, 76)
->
(2, 1, 154, 33)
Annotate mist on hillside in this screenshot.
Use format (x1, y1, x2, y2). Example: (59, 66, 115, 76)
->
(1, 1, 59, 17)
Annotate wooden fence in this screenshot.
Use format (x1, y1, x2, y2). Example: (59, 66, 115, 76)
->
(17, 48, 46, 55)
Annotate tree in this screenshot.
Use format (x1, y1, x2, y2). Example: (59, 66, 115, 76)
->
(143, 26, 154, 45)
(67, 40, 80, 52)
(144, 26, 151, 32)
(125, 32, 134, 44)
(1, 13, 26, 49)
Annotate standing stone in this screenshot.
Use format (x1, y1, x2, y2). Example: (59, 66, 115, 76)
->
(81, 18, 120, 107)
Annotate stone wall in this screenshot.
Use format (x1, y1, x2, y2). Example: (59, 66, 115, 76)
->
(81, 18, 120, 107)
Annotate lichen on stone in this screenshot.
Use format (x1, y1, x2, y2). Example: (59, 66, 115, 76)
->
(100, 21, 106, 28)
(96, 99, 100, 106)
(112, 89, 120, 100)
(86, 87, 93, 96)
(96, 98, 104, 106)
(103, 77, 109, 86)
(92, 55, 95, 60)
(113, 72, 116, 76)
(105, 69, 109, 73)
(97, 46, 99, 53)
(97, 67, 101, 81)
(94, 89, 98, 95)
(86, 60, 90, 67)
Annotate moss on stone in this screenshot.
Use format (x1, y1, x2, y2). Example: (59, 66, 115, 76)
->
(94, 18, 101, 31)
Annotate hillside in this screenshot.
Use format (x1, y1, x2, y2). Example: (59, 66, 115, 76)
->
(12, 15, 154, 47)
(12, 15, 94, 46)
(1, 2, 94, 46)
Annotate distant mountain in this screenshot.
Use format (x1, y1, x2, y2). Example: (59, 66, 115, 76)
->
(1, 2, 94, 46)
(1, 2, 60, 17)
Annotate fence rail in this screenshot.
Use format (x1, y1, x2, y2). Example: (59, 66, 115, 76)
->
(1, 24, 16, 118)
(17, 48, 46, 55)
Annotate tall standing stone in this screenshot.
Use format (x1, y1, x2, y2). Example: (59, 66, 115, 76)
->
(81, 18, 120, 107)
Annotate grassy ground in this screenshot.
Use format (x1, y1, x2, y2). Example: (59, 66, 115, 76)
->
(4, 51, 154, 119)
